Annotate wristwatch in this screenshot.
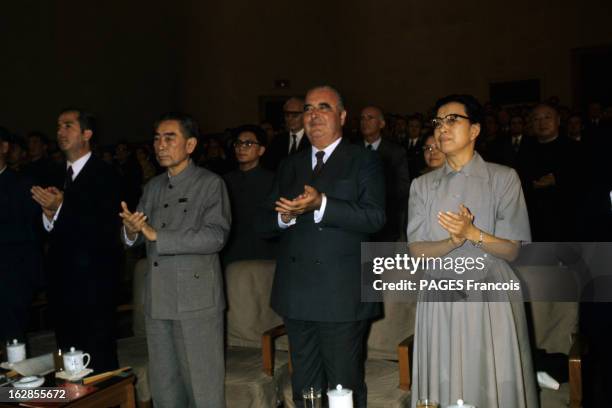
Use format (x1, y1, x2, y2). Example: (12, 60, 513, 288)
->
(471, 229, 484, 248)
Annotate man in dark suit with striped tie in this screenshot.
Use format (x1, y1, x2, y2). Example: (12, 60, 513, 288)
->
(258, 86, 385, 407)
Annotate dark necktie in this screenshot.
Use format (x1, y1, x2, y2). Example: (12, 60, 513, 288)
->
(312, 151, 325, 176)
(366, 144, 373, 150)
(289, 134, 297, 154)
(64, 165, 74, 190)
(512, 136, 520, 152)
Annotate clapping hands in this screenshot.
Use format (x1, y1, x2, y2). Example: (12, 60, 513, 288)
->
(119, 201, 157, 241)
(437, 204, 476, 247)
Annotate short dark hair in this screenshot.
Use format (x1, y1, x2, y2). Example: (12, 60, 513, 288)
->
(233, 124, 267, 147)
(154, 112, 200, 140)
(434, 94, 484, 125)
(59, 108, 96, 134)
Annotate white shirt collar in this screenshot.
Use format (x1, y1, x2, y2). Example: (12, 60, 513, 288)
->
(364, 137, 382, 151)
(0, 165, 6, 175)
(311, 137, 342, 168)
(289, 128, 305, 152)
(66, 151, 92, 180)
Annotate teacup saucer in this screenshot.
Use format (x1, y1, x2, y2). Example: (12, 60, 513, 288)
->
(0, 361, 14, 370)
(13, 376, 45, 388)
(55, 368, 93, 382)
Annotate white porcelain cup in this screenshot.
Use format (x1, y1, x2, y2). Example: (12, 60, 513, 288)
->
(7, 339, 26, 364)
(62, 347, 91, 375)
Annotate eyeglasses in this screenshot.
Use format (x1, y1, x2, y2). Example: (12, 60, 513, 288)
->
(431, 114, 470, 129)
(422, 144, 440, 153)
(233, 140, 261, 148)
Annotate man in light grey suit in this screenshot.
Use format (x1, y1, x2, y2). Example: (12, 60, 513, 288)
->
(120, 112, 231, 407)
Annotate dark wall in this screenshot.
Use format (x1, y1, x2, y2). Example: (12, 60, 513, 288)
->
(2, 0, 612, 139)
(1, 0, 179, 144)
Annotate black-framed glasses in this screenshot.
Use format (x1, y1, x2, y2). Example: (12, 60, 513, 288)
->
(233, 140, 261, 148)
(431, 114, 470, 129)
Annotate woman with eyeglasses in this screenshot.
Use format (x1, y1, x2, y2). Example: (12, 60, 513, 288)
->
(407, 95, 537, 408)
(420, 133, 446, 174)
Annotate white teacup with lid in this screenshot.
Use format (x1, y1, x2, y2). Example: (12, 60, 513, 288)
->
(62, 347, 91, 375)
(7, 339, 26, 364)
(327, 384, 353, 408)
(448, 399, 476, 408)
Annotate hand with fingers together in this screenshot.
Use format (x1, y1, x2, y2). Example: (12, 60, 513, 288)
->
(119, 201, 148, 240)
(31, 185, 64, 219)
(437, 204, 477, 247)
(275, 185, 323, 220)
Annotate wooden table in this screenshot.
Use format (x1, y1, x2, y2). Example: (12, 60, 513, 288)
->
(0, 373, 136, 408)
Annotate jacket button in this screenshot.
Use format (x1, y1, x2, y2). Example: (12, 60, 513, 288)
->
(290, 256, 296, 262)
(164, 204, 168, 208)
(161, 223, 166, 228)
(168, 184, 173, 189)
(153, 262, 158, 267)
(194, 274, 200, 279)
(318, 227, 323, 231)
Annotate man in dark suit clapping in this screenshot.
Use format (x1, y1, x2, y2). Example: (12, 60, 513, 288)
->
(31, 109, 121, 372)
(258, 86, 386, 407)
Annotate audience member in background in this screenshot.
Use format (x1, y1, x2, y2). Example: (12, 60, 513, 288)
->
(48, 141, 65, 166)
(100, 146, 114, 165)
(476, 113, 500, 160)
(405, 114, 425, 180)
(497, 108, 511, 135)
(222, 125, 276, 266)
(260, 121, 276, 145)
(7, 136, 27, 172)
(519, 103, 572, 241)
(391, 115, 409, 145)
(419, 133, 446, 174)
(135, 145, 157, 184)
(360, 106, 410, 242)
(22, 131, 59, 186)
(566, 113, 584, 143)
(198, 136, 233, 175)
(31, 108, 122, 372)
(262, 97, 309, 171)
(115, 141, 143, 210)
(585, 101, 602, 132)
(0, 129, 42, 348)
(490, 114, 528, 169)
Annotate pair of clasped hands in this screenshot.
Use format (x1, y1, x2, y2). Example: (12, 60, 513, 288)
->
(437, 204, 479, 247)
(119, 201, 157, 241)
(30, 186, 63, 219)
(275, 185, 323, 224)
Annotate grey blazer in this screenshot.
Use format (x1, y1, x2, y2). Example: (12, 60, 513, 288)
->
(124, 161, 231, 320)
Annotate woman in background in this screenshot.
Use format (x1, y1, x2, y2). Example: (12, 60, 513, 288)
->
(420, 133, 446, 174)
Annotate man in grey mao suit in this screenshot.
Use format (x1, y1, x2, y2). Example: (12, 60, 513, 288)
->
(121, 113, 231, 408)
